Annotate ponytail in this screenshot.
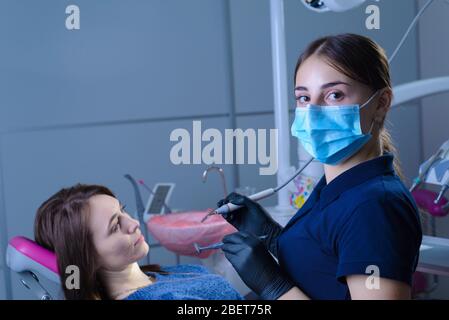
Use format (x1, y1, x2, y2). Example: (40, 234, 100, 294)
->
(380, 125, 404, 181)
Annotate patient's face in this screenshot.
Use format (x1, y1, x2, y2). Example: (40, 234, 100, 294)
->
(88, 194, 149, 271)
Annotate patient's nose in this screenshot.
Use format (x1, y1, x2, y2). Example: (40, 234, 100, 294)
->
(124, 216, 140, 234)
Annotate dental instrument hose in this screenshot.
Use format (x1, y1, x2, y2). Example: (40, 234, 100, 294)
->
(205, 157, 314, 219)
(388, 0, 434, 64)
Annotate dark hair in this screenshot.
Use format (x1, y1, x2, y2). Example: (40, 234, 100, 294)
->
(294, 33, 403, 178)
(34, 183, 161, 300)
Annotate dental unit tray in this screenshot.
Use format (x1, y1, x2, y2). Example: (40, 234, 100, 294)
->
(418, 236, 449, 277)
(410, 139, 449, 207)
(419, 139, 449, 187)
(144, 183, 175, 216)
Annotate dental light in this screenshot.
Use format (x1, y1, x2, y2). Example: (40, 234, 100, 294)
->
(301, 0, 366, 13)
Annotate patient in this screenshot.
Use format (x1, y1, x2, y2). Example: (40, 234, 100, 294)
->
(34, 184, 243, 300)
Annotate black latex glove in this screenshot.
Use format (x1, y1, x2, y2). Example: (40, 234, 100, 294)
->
(222, 231, 294, 300)
(218, 192, 283, 257)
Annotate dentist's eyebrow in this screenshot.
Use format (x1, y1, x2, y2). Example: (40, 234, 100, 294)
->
(294, 81, 351, 91)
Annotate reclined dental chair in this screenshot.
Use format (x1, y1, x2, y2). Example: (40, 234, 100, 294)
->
(7, 234, 431, 300)
(6, 236, 62, 300)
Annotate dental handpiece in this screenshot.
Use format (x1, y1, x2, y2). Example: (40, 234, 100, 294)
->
(193, 235, 268, 254)
(200, 189, 274, 223)
(213, 188, 276, 216)
(435, 174, 449, 204)
(201, 157, 314, 223)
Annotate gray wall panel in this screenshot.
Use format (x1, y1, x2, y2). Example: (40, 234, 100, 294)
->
(0, 0, 231, 130)
(229, 0, 274, 114)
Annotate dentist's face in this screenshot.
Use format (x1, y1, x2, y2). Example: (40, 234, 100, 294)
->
(88, 195, 149, 271)
(294, 54, 380, 133)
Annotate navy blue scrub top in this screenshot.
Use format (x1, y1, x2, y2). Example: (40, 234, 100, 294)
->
(277, 153, 422, 300)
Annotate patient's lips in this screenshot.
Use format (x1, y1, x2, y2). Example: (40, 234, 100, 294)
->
(134, 235, 144, 246)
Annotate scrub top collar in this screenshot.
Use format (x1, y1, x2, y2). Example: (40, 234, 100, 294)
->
(317, 153, 395, 210)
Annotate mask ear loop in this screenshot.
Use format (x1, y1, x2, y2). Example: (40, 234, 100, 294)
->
(360, 89, 381, 109)
(360, 89, 385, 135)
(367, 118, 376, 135)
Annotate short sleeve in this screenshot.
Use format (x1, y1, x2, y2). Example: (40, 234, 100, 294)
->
(336, 196, 422, 285)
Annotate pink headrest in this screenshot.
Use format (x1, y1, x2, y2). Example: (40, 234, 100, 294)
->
(9, 236, 59, 274)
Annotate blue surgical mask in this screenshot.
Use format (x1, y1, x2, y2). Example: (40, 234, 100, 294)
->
(291, 90, 379, 165)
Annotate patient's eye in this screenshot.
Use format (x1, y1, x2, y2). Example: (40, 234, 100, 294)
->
(110, 204, 127, 234)
(113, 222, 120, 233)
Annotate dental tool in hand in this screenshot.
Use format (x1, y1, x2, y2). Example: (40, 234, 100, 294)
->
(193, 235, 268, 254)
(201, 157, 314, 223)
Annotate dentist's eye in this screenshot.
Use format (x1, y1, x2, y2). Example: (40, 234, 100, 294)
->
(113, 222, 121, 233)
(327, 91, 344, 101)
(295, 95, 309, 104)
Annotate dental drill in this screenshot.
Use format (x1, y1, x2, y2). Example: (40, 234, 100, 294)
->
(410, 140, 449, 192)
(201, 157, 315, 223)
(435, 174, 449, 205)
(193, 235, 268, 254)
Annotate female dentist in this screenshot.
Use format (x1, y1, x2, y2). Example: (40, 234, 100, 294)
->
(220, 33, 422, 300)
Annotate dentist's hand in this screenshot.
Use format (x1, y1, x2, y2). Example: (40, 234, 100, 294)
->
(222, 231, 294, 300)
(217, 192, 282, 257)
